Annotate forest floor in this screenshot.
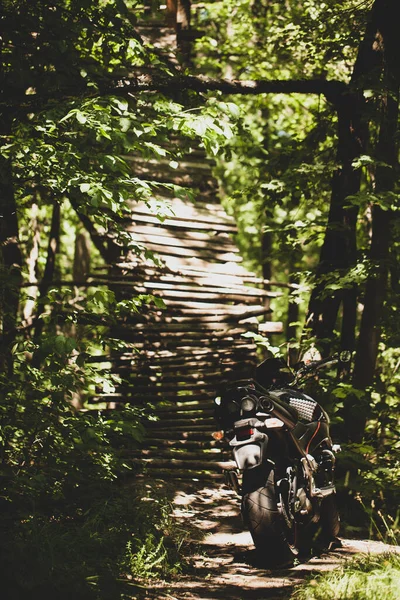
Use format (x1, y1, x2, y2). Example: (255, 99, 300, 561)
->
(140, 482, 398, 600)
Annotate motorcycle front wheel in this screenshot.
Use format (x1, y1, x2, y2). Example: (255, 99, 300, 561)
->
(241, 466, 301, 564)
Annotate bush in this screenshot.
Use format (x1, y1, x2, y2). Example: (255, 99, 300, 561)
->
(0, 480, 186, 599)
(0, 332, 185, 598)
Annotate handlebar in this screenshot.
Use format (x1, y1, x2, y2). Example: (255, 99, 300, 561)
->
(292, 352, 349, 384)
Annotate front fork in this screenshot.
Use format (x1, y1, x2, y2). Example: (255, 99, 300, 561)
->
(224, 469, 241, 495)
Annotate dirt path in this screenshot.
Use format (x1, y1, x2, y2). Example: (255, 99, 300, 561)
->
(144, 483, 398, 600)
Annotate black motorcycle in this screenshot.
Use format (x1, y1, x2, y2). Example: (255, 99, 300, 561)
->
(214, 355, 343, 563)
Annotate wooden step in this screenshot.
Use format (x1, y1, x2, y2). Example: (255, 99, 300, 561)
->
(144, 417, 216, 428)
(153, 401, 214, 412)
(140, 438, 225, 450)
(87, 392, 214, 404)
(143, 409, 215, 420)
(136, 470, 225, 481)
(142, 430, 217, 441)
(130, 457, 236, 471)
(129, 449, 231, 461)
(147, 423, 216, 432)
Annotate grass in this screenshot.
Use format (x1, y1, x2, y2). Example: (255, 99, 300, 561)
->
(292, 552, 400, 600)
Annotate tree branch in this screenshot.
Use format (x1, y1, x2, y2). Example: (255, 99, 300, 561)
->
(4, 74, 349, 115)
(108, 74, 347, 105)
(69, 198, 112, 264)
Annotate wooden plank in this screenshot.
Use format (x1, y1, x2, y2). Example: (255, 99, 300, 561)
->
(106, 359, 255, 374)
(258, 321, 284, 333)
(110, 280, 267, 297)
(131, 198, 233, 221)
(117, 366, 252, 379)
(145, 417, 216, 428)
(110, 327, 255, 340)
(127, 212, 237, 233)
(128, 231, 239, 253)
(87, 392, 214, 403)
(113, 288, 271, 302)
(116, 258, 255, 277)
(101, 267, 251, 286)
(136, 470, 224, 481)
(130, 458, 228, 471)
(129, 449, 230, 461)
(127, 155, 216, 173)
(126, 242, 243, 263)
(139, 438, 224, 450)
(108, 312, 264, 325)
(113, 322, 250, 333)
(112, 382, 219, 393)
(125, 169, 217, 189)
(85, 291, 272, 311)
(93, 274, 269, 297)
(112, 375, 249, 392)
(146, 408, 215, 418)
(106, 372, 254, 385)
(128, 224, 233, 243)
(88, 351, 246, 366)
(94, 284, 277, 302)
(116, 346, 256, 361)
(116, 367, 254, 380)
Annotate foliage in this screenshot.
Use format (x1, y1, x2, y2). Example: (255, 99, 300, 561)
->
(192, 0, 362, 325)
(292, 552, 400, 600)
(0, 287, 185, 596)
(0, 480, 185, 599)
(0, 2, 238, 596)
(301, 367, 400, 539)
(1, 0, 236, 281)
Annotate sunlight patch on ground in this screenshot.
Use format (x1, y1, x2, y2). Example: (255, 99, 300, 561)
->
(201, 530, 252, 547)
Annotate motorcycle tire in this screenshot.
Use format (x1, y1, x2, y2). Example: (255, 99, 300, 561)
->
(241, 466, 300, 564)
(319, 493, 340, 540)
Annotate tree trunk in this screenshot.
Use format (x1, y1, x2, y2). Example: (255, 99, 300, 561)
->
(73, 231, 91, 283)
(33, 200, 61, 341)
(23, 203, 41, 325)
(306, 92, 365, 356)
(349, 0, 400, 441)
(0, 149, 22, 375)
(286, 273, 300, 366)
(305, 0, 394, 359)
(69, 197, 112, 264)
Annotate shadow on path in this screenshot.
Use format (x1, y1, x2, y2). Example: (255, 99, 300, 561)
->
(137, 481, 397, 600)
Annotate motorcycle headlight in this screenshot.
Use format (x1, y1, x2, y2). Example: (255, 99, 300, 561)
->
(241, 395, 257, 413)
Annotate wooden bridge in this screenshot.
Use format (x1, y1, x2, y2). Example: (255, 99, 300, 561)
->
(85, 2, 282, 482)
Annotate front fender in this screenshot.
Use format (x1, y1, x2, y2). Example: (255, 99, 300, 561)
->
(233, 443, 264, 470)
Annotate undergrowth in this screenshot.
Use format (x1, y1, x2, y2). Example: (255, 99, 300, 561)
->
(0, 480, 187, 600)
(292, 552, 400, 600)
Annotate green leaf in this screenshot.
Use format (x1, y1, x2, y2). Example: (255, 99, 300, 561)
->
(153, 297, 166, 309)
(120, 117, 131, 132)
(76, 111, 87, 125)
